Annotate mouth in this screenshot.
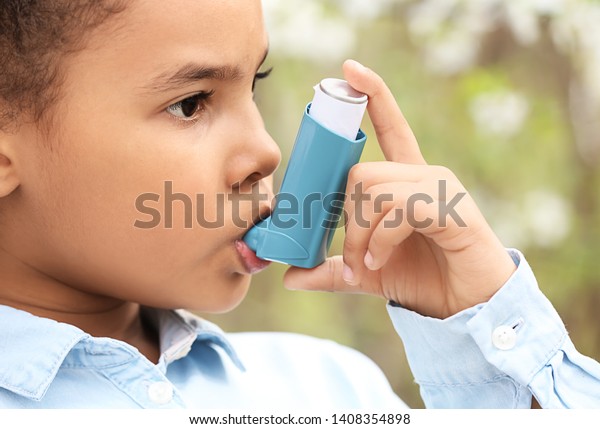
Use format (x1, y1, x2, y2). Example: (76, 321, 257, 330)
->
(234, 207, 272, 275)
(235, 239, 271, 274)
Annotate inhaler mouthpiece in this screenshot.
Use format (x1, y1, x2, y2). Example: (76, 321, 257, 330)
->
(309, 78, 368, 140)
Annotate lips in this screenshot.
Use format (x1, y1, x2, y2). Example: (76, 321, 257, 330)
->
(235, 239, 271, 274)
(234, 207, 272, 274)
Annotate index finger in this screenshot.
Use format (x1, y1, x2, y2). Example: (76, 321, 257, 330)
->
(343, 60, 426, 165)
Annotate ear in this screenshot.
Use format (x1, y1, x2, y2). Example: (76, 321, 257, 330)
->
(0, 134, 20, 198)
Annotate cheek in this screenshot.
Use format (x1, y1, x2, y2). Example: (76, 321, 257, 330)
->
(23, 120, 249, 308)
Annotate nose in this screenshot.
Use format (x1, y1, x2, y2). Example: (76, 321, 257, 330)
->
(225, 103, 281, 191)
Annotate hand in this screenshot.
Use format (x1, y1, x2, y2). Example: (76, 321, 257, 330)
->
(283, 60, 517, 319)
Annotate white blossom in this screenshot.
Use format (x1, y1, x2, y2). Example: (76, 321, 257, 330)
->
(480, 189, 571, 248)
(262, 0, 356, 62)
(469, 90, 530, 138)
(524, 190, 572, 248)
(332, 0, 397, 21)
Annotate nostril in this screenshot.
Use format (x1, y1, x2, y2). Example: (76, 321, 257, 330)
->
(245, 172, 263, 184)
(234, 173, 263, 194)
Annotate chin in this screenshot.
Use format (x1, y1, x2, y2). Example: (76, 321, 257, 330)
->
(187, 272, 252, 314)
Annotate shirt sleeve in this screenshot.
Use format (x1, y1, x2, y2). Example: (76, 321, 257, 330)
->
(386, 249, 600, 408)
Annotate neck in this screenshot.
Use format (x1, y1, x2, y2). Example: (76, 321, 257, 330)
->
(0, 246, 160, 363)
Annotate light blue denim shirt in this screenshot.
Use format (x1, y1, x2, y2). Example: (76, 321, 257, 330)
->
(0, 250, 599, 408)
(0, 305, 404, 408)
(388, 249, 600, 408)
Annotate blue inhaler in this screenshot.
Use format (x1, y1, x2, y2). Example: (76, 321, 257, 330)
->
(243, 79, 368, 269)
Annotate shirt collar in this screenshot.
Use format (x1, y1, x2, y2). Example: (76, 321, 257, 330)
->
(145, 308, 245, 373)
(0, 305, 244, 401)
(0, 305, 88, 401)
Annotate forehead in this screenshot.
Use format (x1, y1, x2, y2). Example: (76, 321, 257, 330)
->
(79, 0, 268, 82)
(137, 1, 265, 53)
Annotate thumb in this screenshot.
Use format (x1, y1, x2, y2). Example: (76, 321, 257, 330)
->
(283, 255, 363, 294)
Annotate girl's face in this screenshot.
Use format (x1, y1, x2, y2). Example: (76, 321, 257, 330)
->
(5, 0, 281, 311)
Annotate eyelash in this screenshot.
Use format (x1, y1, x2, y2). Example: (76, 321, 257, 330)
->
(165, 68, 273, 124)
(165, 90, 215, 123)
(252, 67, 273, 91)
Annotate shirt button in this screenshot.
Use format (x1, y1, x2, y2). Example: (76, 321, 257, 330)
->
(492, 325, 517, 350)
(147, 381, 174, 405)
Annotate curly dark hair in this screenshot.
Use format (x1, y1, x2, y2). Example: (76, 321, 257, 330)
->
(0, 0, 127, 131)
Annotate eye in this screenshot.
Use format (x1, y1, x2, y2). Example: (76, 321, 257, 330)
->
(252, 67, 273, 92)
(166, 90, 215, 121)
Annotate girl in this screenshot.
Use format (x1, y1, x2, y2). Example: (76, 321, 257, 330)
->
(0, 0, 597, 408)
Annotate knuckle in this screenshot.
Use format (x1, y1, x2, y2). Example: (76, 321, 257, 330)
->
(431, 165, 454, 180)
(439, 177, 464, 199)
(447, 180, 465, 197)
(347, 164, 367, 188)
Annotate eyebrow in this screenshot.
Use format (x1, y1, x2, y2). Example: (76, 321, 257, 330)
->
(143, 47, 270, 93)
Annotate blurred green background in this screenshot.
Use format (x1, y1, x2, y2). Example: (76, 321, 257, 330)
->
(207, 0, 600, 408)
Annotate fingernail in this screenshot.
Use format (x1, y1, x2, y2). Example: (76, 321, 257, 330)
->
(364, 250, 375, 270)
(342, 264, 355, 284)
